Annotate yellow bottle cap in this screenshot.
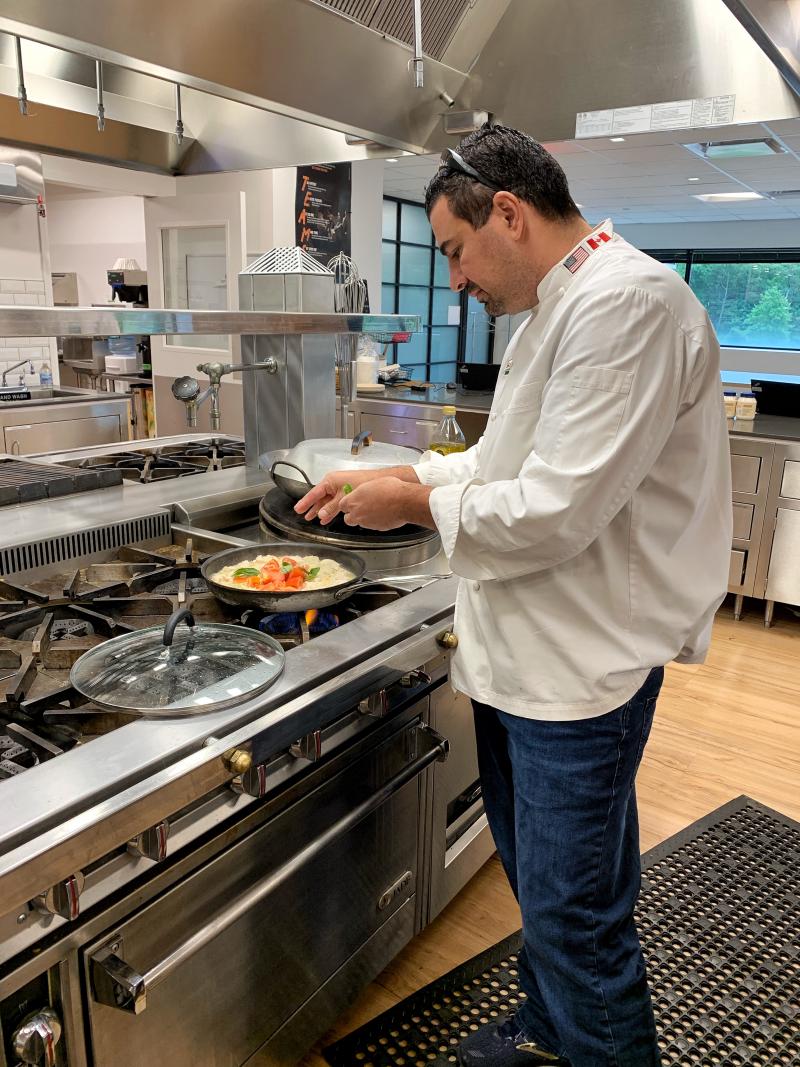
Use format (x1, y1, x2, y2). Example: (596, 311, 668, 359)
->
(442, 405, 456, 415)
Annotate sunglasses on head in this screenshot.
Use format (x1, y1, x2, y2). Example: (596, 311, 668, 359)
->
(439, 148, 504, 193)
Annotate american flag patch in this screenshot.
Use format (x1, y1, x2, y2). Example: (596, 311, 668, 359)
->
(563, 246, 589, 274)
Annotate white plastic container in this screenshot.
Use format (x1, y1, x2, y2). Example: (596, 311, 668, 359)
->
(723, 391, 737, 418)
(105, 353, 142, 375)
(735, 392, 757, 420)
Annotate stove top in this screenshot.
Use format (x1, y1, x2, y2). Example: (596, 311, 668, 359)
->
(0, 532, 405, 781)
(60, 437, 246, 484)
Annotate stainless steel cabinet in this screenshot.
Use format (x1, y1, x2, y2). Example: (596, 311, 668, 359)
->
(4, 414, 124, 454)
(756, 440, 800, 626)
(727, 437, 774, 619)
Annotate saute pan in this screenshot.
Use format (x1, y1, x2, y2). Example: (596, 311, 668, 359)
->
(201, 542, 448, 613)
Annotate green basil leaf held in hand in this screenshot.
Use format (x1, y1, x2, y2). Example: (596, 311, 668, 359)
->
(342, 483, 353, 494)
(233, 567, 260, 577)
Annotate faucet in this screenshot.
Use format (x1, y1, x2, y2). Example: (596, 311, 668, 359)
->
(2, 359, 34, 387)
(171, 358, 277, 431)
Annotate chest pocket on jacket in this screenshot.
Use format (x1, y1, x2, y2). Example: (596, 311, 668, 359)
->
(560, 366, 633, 469)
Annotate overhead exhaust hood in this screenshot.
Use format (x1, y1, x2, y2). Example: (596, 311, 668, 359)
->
(0, 145, 42, 204)
(720, 0, 800, 98)
(0, 0, 798, 174)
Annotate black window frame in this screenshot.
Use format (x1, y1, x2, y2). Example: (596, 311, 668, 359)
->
(382, 195, 493, 379)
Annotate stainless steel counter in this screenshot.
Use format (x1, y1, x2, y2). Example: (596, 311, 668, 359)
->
(729, 414, 800, 442)
(359, 384, 496, 413)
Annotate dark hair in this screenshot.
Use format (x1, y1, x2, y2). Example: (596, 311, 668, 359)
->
(424, 122, 581, 228)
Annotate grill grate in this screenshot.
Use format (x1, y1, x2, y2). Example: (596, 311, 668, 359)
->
(0, 512, 171, 577)
(325, 797, 800, 1067)
(312, 0, 471, 61)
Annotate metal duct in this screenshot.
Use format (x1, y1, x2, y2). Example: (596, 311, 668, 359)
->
(720, 0, 800, 98)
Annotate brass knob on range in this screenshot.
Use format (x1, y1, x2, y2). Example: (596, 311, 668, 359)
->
(436, 630, 459, 649)
(13, 1007, 62, 1067)
(224, 748, 253, 775)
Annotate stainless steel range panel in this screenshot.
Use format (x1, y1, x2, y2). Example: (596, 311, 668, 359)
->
(0, 303, 493, 1067)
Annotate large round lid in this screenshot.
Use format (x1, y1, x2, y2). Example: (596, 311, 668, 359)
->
(268, 435, 421, 482)
(70, 609, 285, 716)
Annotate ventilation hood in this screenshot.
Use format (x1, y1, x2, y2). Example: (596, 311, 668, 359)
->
(0, 145, 42, 203)
(0, 0, 798, 174)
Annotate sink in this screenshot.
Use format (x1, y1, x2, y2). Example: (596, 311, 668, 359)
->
(25, 387, 81, 399)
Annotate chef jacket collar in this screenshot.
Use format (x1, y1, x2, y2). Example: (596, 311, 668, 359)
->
(537, 219, 616, 303)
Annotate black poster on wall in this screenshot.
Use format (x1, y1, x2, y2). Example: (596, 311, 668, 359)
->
(295, 162, 352, 263)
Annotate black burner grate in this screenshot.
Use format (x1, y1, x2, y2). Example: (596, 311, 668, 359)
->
(324, 797, 800, 1067)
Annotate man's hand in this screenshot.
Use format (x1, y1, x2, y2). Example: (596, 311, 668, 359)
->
(339, 478, 435, 531)
(294, 469, 376, 523)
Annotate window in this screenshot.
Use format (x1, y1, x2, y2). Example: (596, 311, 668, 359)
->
(647, 249, 800, 351)
(161, 225, 228, 350)
(381, 197, 493, 381)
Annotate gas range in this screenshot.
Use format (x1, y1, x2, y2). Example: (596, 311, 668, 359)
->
(55, 435, 246, 483)
(0, 528, 408, 782)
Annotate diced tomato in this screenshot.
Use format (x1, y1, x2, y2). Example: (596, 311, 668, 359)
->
(285, 574, 305, 589)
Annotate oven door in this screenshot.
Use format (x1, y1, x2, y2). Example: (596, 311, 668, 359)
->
(82, 716, 446, 1067)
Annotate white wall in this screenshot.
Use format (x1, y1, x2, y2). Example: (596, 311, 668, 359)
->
(0, 201, 58, 387)
(47, 195, 147, 305)
(616, 220, 800, 250)
(0, 202, 44, 279)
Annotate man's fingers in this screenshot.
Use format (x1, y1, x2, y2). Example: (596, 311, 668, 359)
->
(318, 490, 346, 525)
(294, 483, 328, 513)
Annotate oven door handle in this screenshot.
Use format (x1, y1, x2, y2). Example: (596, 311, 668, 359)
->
(90, 724, 449, 1015)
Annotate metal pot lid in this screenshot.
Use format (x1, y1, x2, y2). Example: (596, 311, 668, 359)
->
(263, 435, 421, 481)
(70, 609, 285, 716)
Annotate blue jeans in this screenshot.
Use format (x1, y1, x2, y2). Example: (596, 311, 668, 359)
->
(472, 667, 663, 1067)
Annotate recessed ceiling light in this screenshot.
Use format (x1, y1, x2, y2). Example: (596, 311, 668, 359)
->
(687, 177, 701, 182)
(386, 158, 399, 163)
(610, 137, 625, 143)
(693, 191, 765, 202)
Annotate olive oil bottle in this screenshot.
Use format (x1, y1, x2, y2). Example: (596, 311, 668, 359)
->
(430, 405, 466, 455)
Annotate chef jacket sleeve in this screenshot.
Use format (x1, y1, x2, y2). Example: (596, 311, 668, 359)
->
(413, 437, 483, 488)
(429, 285, 695, 580)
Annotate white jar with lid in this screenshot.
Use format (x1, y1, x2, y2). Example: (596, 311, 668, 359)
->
(723, 391, 737, 418)
(735, 392, 757, 420)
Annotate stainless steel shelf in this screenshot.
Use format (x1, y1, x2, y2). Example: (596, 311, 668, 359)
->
(0, 307, 421, 338)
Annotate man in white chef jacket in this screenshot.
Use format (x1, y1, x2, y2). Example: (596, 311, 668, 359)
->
(296, 123, 732, 1067)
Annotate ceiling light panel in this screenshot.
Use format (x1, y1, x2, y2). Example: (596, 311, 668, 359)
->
(693, 191, 765, 202)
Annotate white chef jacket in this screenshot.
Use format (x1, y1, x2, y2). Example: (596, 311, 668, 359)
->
(414, 220, 732, 720)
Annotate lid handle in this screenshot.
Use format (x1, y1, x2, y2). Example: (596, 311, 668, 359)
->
(350, 429, 373, 455)
(163, 608, 195, 647)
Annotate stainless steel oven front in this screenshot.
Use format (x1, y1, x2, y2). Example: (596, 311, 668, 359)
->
(80, 709, 444, 1067)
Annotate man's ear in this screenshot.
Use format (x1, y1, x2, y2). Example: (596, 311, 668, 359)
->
(492, 191, 525, 239)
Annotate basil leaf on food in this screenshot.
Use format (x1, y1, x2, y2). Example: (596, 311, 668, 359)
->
(233, 567, 260, 577)
(308, 567, 320, 579)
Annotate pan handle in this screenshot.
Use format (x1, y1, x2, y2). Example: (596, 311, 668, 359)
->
(270, 460, 313, 487)
(333, 574, 450, 599)
(350, 430, 373, 455)
(163, 608, 195, 647)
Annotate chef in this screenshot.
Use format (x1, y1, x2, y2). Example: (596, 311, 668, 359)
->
(296, 122, 732, 1067)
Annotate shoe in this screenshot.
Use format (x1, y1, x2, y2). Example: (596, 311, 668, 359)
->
(457, 1015, 569, 1065)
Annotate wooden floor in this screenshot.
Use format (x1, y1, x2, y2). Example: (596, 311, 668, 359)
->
(299, 599, 800, 1066)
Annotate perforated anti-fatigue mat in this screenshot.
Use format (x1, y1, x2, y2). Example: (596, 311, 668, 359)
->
(324, 796, 799, 1067)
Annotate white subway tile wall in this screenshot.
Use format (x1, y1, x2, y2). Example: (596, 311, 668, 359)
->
(0, 278, 52, 386)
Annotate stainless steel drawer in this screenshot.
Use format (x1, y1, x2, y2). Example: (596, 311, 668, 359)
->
(732, 502, 754, 540)
(766, 509, 800, 607)
(780, 460, 800, 500)
(363, 412, 437, 450)
(730, 453, 762, 495)
(728, 549, 747, 588)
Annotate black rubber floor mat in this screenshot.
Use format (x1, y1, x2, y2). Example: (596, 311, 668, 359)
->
(324, 796, 799, 1067)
